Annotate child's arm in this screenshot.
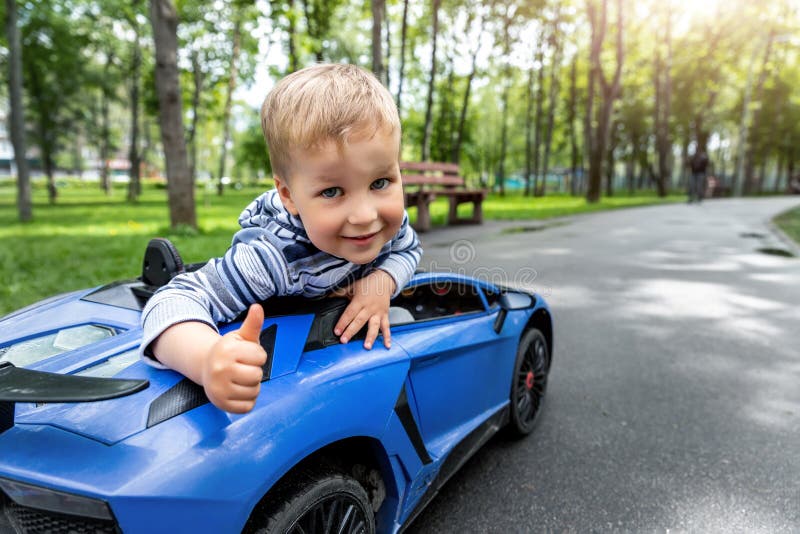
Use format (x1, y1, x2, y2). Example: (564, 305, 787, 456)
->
(151, 305, 267, 413)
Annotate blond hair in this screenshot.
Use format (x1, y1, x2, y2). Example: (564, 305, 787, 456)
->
(261, 63, 401, 178)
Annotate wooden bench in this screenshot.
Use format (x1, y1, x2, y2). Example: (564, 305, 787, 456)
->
(400, 161, 486, 232)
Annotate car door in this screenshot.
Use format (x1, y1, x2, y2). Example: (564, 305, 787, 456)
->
(390, 283, 515, 457)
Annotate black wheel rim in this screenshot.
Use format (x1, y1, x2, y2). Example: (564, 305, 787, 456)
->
(515, 334, 548, 429)
(288, 493, 369, 534)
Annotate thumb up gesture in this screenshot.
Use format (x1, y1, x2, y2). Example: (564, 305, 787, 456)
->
(202, 304, 267, 413)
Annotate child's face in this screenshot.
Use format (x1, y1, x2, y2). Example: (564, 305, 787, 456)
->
(274, 128, 404, 265)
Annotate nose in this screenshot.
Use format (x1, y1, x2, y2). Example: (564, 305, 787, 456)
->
(346, 198, 378, 226)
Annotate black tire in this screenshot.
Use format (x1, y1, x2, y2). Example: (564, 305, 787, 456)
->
(251, 469, 375, 534)
(507, 328, 550, 437)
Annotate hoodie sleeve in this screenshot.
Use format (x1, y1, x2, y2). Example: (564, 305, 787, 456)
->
(376, 212, 423, 297)
(139, 232, 284, 368)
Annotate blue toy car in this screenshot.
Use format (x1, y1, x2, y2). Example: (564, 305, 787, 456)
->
(0, 239, 553, 533)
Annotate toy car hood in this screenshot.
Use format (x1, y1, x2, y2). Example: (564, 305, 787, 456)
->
(0, 286, 311, 445)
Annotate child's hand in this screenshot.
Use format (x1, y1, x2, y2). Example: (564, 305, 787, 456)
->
(333, 270, 396, 350)
(201, 304, 267, 413)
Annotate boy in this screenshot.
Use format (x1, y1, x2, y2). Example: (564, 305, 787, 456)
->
(140, 63, 422, 413)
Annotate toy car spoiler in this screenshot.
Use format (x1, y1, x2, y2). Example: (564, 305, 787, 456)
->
(0, 361, 149, 434)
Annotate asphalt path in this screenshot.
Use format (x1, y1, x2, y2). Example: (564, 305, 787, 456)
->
(406, 197, 800, 533)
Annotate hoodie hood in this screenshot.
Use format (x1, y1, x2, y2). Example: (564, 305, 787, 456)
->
(237, 189, 313, 244)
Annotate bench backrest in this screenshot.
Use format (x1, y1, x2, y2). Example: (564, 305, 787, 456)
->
(400, 161, 464, 188)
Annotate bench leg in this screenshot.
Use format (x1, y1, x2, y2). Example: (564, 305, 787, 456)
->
(447, 197, 483, 225)
(416, 198, 431, 232)
(473, 199, 483, 224)
(448, 197, 459, 225)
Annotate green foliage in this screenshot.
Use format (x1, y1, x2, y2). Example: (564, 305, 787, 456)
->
(232, 111, 271, 181)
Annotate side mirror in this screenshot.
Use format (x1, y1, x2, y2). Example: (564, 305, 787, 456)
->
(499, 292, 534, 311)
(494, 291, 535, 333)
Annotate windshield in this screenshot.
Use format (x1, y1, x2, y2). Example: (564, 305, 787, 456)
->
(0, 324, 119, 367)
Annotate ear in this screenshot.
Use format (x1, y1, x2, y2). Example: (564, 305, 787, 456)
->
(273, 175, 299, 215)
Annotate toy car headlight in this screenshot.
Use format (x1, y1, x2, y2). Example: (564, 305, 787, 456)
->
(0, 477, 113, 520)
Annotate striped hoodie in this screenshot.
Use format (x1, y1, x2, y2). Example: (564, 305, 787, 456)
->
(140, 189, 422, 366)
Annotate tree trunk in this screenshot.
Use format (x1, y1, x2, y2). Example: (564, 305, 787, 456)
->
(187, 51, 202, 183)
(384, 2, 390, 89)
(586, 0, 623, 203)
(532, 44, 545, 196)
(435, 56, 454, 161)
(524, 47, 536, 197)
(6, 0, 32, 221)
(420, 0, 440, 161)
(150, 0, 196, 229)
(72, 132, 84, 179)
(757, 158, 767, 194)
(585, 1, 600, 202)
(300, 0, 324, 63)
(498, 76, 510, 197)
(27, 62, 57, 203)
(128, 8, 142, 202)
(653, 3, 671, 197)
(626, 147, 636, 195)
(568, 54, 580, 196)
(743, 30, 775, 195)
(496, 4, 513, 197)
(541, 12, 563, 198)
(396, 0, 409, 115)
(452, 11, 483, 164)
(371, 0, 385, 84)
(605, 119, 617, 196)
(100, 52, 113, 195)
(43, 140, 56, 204)
(217, 17, 242, 196)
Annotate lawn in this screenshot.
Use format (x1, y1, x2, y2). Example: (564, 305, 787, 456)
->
(774, 205, 800, 244)
(0, 180, 684, 315)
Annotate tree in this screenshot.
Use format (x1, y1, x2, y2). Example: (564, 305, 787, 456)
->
(540, 5, 564, 197)
(421, 0, 441, 161)
(741, 28, 775, 195)
(21, 0, 90, 203)
(531, 32, 544, 196)
(150, 0, 195, 229)
(216, 15, 242, 195)
(495, 3, 514, 197)
(395, 0, 409, 115)
(585, 0, 624, 203)
(371, 0, 385, 84)
(567, 53, 582, 195)
(452, 7, 485, 164)
(652, 1, 672, 197)
(300, 0, 344, 62)
(126, 3, 144, 202)
(5, 0, 32, 221)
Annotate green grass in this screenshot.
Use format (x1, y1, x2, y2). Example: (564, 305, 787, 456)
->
(774, 206, 800, 244)
(0, 181, 683, 315)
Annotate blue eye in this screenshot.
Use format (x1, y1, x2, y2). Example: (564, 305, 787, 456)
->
(320, 187, 342, 198)
(371, 178, 390, 190)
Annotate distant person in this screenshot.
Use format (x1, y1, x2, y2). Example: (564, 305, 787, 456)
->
(688, 148, 710, 203)
(139, 64, 422, 413)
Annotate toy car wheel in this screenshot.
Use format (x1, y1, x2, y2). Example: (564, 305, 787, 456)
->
(252, 470, 375, 534)
(508, 328, 549, 437)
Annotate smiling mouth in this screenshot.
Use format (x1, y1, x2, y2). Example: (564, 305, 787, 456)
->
(343, 231, 379, 242)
